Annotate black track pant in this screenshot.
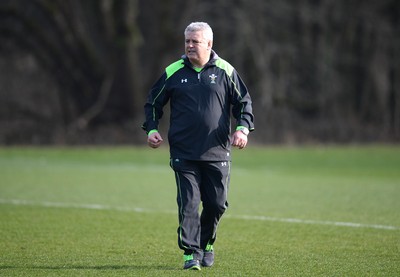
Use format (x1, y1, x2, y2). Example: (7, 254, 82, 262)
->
(170, 158, 231, 257)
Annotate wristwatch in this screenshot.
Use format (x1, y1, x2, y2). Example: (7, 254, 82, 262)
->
(237, 126, 249, 136)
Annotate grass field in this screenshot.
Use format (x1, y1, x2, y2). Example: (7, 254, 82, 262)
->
(0, 145, 399, 276)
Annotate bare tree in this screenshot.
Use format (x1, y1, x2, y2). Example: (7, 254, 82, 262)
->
(0, 0, 143, 130)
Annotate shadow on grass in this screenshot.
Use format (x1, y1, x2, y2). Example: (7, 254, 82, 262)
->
(0, 264, 178, 271)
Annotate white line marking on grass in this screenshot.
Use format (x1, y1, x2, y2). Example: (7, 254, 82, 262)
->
(0, 199, 170, 214)
(1, 199, 399, 231)
(224, 214, 399, 231)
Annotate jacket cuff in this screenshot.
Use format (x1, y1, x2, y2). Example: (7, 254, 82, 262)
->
(236, 125, 249, 131)
(147, 129, 159, 136)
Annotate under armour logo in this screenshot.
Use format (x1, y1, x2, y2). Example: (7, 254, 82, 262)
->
(181, 79, 187, 83)
(221, 162, 227, 167)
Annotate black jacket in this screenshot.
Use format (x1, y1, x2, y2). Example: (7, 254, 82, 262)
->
(142, 50, 254, 161)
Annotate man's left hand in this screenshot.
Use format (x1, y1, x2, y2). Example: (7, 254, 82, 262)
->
(232, 131, 248, 149)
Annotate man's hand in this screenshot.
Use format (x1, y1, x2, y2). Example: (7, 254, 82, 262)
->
(147, 132, 163, 148)
(232, 130, 248, 149)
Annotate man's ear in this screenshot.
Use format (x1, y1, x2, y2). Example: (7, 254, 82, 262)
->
(208, 40, 213, 50)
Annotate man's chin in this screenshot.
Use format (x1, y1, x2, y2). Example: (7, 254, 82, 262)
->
(188, 57, 199, 64)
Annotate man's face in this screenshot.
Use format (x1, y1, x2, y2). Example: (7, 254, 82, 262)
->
(185, 31, 212, 67)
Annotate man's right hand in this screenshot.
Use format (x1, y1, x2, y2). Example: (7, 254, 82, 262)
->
(147, 132, 163, 148)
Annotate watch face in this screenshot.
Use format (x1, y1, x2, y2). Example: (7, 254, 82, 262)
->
(240, 128, 249, 135)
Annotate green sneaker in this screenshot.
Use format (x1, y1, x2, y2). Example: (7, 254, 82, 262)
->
(183, 254, 201, 270)
(201, 244, 214, 267)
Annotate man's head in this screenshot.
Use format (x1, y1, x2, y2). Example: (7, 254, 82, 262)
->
(184, 22, 213, 68)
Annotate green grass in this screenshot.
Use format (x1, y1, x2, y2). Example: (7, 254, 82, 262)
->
(0, 145, 399, 276)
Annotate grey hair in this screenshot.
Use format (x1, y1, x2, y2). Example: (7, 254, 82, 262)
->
(184, 22, 213, 41)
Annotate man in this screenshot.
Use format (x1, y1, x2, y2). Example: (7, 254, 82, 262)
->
(142, 22, 254, 270)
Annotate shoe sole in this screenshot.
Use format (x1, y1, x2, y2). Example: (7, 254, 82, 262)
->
(184, 265, 201, 270)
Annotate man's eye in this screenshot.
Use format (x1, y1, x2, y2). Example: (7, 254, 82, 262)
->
(185, 40, 201, 44)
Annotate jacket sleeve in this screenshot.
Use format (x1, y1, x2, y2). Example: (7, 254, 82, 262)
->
(229, 69, 255, 132)
(142, 72, 170, 134)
